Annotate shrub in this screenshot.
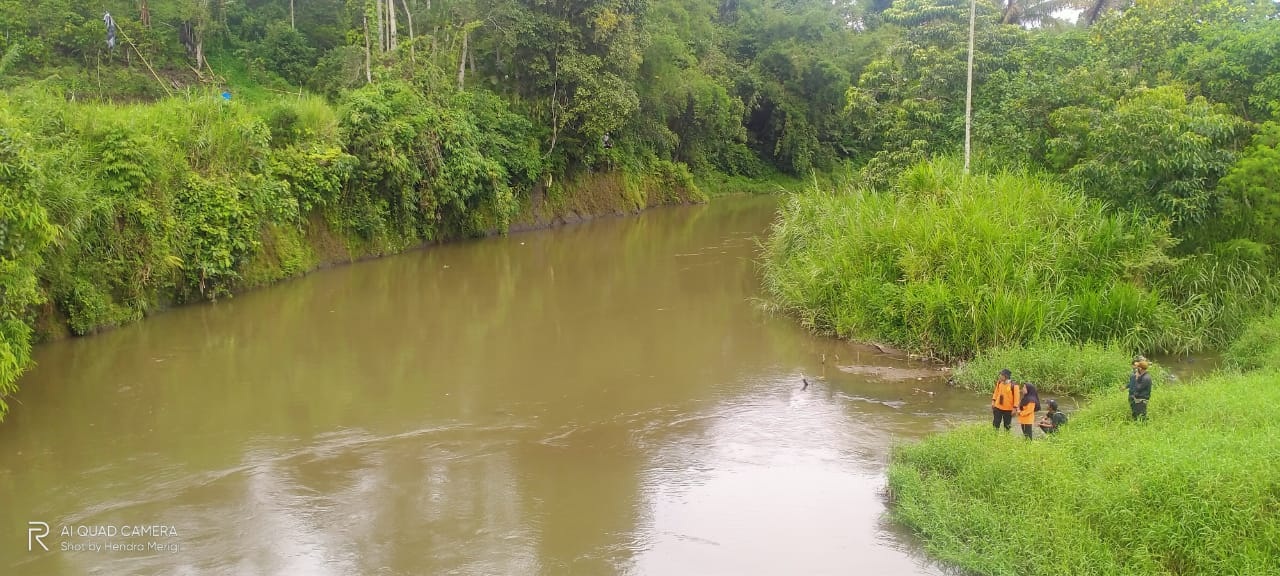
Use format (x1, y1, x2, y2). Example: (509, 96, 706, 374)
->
(255, 22, 317, 87)
(0, 115, 56, 420)
(1216, 121, 1280, 263)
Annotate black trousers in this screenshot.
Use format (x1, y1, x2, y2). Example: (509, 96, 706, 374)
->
(1021, 424, 1034, 439)
(1130, 397, 1148, 420)
(992, 407, 1013, 430)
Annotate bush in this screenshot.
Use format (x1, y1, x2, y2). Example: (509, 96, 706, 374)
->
(0, 114, 56, 421)
(952, 341, 1166, 397)
(888, 370, 1280, 576)
(255, 22, 317, 87)
(1216, 121, 1280, 263)
(1224, 310, 1280, 372)
(762, 159, 1187, 359)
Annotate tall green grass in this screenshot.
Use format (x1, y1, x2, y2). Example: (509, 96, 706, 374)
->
(763, 160, 1186, 359)
(952, 341, 1166, 397)
(1224, 309, 1280, 372)
(888, 369, 1280, 576)
(762, 159, 1277, 359)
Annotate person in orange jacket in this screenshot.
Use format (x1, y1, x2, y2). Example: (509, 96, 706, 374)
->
(991, 369, 1020, 430)
(1016, 382, 1040, 439)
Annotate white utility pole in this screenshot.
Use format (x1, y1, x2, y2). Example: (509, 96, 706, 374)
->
(964, 0, 976, 174)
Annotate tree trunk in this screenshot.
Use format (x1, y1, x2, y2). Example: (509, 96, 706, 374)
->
(376, 0, 385, 52)
(140, 0, 151, 27)
(388, 0, 398, 52)
(179, 20, 205, 70)
(364, 14, 373, 83)
(290, 0, 295, 29)
(401, 0, 415, 63)
(544, 47, 560, 157)
(1083, 0, 1106, 26)
(1002, 0, 1016, 24)
(457, 28, 468, 91)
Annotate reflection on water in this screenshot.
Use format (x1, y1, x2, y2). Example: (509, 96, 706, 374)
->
(1, 197, 980, 575)
(630, 378, 944, 576)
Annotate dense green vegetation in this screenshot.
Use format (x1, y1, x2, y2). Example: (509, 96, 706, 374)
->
(952, 341, 1166, 397)
(1224, 309, 1280, 372)
(3, 2, 1280, 574)
(763, 0, 1280, 361)
(764, 161, 1275, 359)
(5, 0, 881, 417)
(752, 3, 1280, 573)
(888, 366, 1280, 576)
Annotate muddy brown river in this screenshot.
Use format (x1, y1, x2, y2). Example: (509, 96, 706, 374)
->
(1, 196, 983, 575)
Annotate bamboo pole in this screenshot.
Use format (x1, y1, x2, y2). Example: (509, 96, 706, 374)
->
(117, 25, 172, 97)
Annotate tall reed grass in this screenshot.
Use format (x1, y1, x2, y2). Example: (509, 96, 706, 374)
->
(952, 341, 1166, 397)
(888, 369, 1280, 576)
(763, 160, 1184, 359)
(763, 159, 1278, 359)
(1224, 309, 1280, 372)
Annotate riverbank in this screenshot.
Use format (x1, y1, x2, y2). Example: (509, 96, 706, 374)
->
(757, 160, 1280, 574)
(887, 365, 1280, 576)
(0, 195, 969, 576)
(0, 85, 760, 419)
(884, 312, 1280, 576)
(2, 164, 709, 420)
(32, 166, 709, 345)
(761, 160, 1278, 361)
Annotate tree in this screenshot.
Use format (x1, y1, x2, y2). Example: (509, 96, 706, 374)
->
(996, 0, 1076, 26)
(1047, 85, 1249, 238)
(1217, 121, 1280, 259)
(1078, 0, 1129, 26)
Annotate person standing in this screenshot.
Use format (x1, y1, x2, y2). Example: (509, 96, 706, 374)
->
(991, 369, 1019, 431)
(1016, 382, 1040, 439)
(1127, 358, 1153, 420)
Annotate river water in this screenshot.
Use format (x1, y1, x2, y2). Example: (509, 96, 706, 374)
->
(1, 196, 981, 575)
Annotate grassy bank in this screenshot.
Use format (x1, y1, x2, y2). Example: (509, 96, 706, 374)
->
(0, 86, 705, 421)
(762, 159, 1277, 360)
(888, 368, 1280, 576)
(890, 313, 1280, 575)
(1224, 309, 1280, 371)
(952, 341, 1168, 397)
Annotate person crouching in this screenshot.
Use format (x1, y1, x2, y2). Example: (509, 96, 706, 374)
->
(1038, 399, 1067, 434)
